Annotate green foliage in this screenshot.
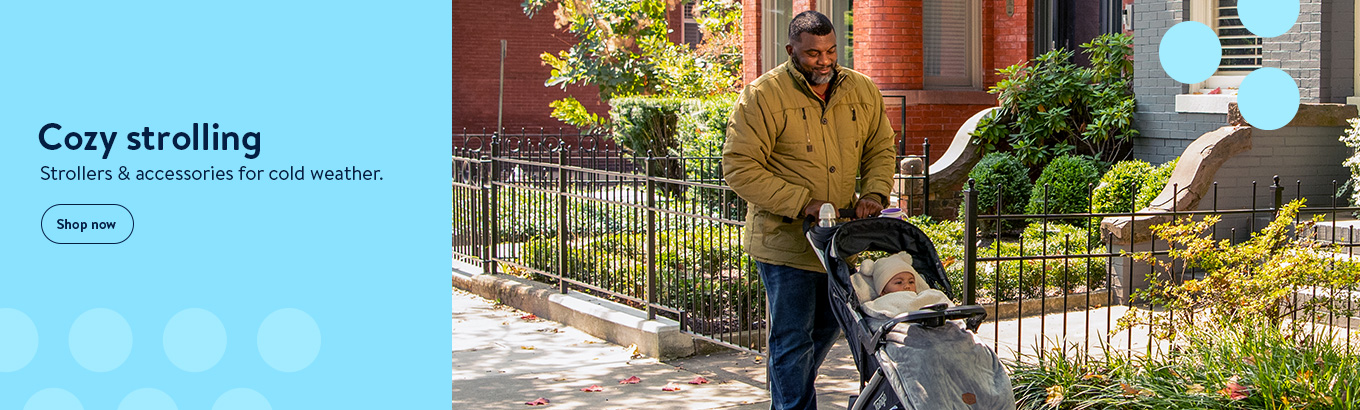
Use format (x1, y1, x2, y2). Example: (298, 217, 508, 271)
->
(1136, 158, 1177, 209)
(907, 216, 1104, 303)
(970, 33, 1137, 167)
(517, 225, 764, 331)
(1013, 319, 1360, 409)
(1338, 118, 1360, 208)
(610, 96, 686, 157)
(495, 187, 647, 241)
(966, 152, 1033, 223)
(1122, 200, 1360, 341)
(523, 0, 742, 127)
(1092, 160, 1154, 214)
(549, 97, 608, 131)
(1025, 155, 1102, 225)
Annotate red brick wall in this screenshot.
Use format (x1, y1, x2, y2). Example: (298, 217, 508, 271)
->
(853, 0, 924, 90)
(742, 0, 763, 84)
(985, 0, 1033, 86)
(792, 0, 815, 13)
(455, 1, 684, 132)
(886, 103, 994, 159)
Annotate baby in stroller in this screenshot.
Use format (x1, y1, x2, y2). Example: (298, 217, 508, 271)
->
(852, 252, 953, 320)
(806, 216, 1014, 410)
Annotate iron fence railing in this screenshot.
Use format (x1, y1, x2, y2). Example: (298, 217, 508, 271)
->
(959, 175, 1360, 360)
(452, 129, 932, 354)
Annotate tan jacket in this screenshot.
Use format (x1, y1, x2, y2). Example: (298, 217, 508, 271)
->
(721, 59, 896, 272)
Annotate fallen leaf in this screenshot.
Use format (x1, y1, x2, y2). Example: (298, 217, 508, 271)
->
(1120, 383, 1153, 397)
(581, 385, 603, 392)
(1186, 384, 1205, 394)
(624, 344, 641, 359)
(1045, 385, 1065, 406)
(521, 314, 539, 320)
(1219, 380, 1249, 401)
(1208, 87, 1222, 95)
(662, 382, 683, 391)
(619, 376, 641, 384)
(1081, 373, 1106, 381)
(520, 346, 536, 350)
(688, 376, 709, 384)
(525, 397, 550, 406)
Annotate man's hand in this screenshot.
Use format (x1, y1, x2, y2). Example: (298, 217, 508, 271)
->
(855, 196, 884, 219)
(802, 199, 832, 218)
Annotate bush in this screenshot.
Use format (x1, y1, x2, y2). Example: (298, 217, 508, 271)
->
(966, 152, 1033, 225)
(1136, 158, 1177, 208)
(496, 187, 647, 241)
(910, 215, 1104, 303)
(969, 33, 1136, 167)
(1091, 159, 1154, 214)
(1025, 155, 1101, 225)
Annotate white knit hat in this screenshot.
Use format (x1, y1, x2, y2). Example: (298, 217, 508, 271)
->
(857, 252, 930, 299)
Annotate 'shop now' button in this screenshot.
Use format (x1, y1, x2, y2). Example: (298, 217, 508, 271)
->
(41, 204, 135, 244)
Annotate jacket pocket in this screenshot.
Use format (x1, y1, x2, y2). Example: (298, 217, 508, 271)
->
(756, 211, 809, 254)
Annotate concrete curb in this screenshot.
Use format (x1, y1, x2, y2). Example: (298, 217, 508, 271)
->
(452, 264, 706, 360)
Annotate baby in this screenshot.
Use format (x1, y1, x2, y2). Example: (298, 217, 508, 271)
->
(853, 252, 953, 319)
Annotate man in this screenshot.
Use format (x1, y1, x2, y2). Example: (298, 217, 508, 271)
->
(720, 10, 896, 410)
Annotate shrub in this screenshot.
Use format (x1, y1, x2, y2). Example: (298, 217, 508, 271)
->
(977, 222, 1105, 302)
(1135, 157, 1177, 208)
(1091, 159, 1154, 214)
(969, 33, 1136, 167)
(1025, 155, 1101, 225)
(965, 152, 1033, 227)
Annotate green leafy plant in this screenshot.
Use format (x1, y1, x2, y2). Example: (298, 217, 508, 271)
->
(1025, 154, 1102, 226)
(1338, 118, 1360, 209)
(1092, 159, 1155, 215)
(1136, 158, 1177, 208)
(1121, 200, 1360, 341)
(523, 0, 742, 129)
(965, 152, 1033, 230)
(970, 33, 1137, 168)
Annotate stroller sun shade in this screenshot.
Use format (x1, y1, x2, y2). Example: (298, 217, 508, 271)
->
(813, 217, 952, 299)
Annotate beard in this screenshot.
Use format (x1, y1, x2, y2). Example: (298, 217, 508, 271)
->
(795, 61, 836, 85)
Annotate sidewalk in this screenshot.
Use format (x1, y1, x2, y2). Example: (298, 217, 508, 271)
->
(453, 285, 1150, 409)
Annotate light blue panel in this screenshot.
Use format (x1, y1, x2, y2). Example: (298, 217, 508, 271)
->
(0, 1, 451, 409)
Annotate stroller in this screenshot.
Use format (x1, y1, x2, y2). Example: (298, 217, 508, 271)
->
(806, 213, 1015, 410)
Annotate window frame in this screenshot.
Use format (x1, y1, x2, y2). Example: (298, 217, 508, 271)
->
(923, 0, 982, 90)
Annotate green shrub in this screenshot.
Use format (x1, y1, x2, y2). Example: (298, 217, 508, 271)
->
(1091, 159, 1154, 214)
(976, 222, 1105, 302)
(1135, 157, 1177, 208)
(496, 187, 647, 241)
(965, 152, 1033, 226)
(1025, 155, 1101, 224)
(969, 33, 1136, 167)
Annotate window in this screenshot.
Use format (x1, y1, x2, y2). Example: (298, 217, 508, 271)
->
(1176, 0, 1262, 113)
(761, 0, 854, 73)
(683, 3, 702, 47)
(1214, 0, 1263, 74)
(924, 0, 980, 89)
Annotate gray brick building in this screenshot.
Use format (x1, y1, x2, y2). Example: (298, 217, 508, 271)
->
(1131, 0, 1355, 164)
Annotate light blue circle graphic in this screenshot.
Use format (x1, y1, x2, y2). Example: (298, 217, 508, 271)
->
(118, 388, 177, 410)
(212, 388, 271, 410)
(1159, 21, 1222, 84)
(0, 309, 39, 372)
(163, 308, 227, 372)
(257, 308, 320, 372)
(69, 308, 132, 372)
(24, 388, 82, 410)
(1238, 67, 1300, 130)
(1238, 0, 1299, 38)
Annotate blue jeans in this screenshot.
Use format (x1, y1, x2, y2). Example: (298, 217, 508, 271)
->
(758, 261, 841, 410)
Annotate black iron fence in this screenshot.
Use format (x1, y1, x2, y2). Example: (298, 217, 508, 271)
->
(957, 176, 1360, 360)
(452, 128, 932, 354)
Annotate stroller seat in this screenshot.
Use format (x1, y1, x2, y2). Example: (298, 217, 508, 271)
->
(806, 216, 1015, 410)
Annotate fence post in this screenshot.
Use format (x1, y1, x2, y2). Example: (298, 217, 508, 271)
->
(480, 154, 492, 275)
(922, 139, 931, 214)
(1271, 175, 1283, 219)
(558, 149, 570, 294)
(646, 156, 658, 319)
(963, 179, 978, 306)
(487, 132, 501, 275)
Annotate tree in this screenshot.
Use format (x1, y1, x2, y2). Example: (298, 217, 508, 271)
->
(523, 0, 742, 129)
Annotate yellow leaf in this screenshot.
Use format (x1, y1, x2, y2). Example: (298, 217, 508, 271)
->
(521, 346, 536, 350)
(1045, 385, 1065, 406)
(1186, 384, 1205, 394)
(1081, 373, 1107, 381)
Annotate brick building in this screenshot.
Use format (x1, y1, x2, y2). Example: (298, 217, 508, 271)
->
(741, 0, 1133, 158)
(453, 1, 685, 134)
(1130, 0, 1356, 164)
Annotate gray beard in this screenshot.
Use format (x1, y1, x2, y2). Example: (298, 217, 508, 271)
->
(796, 64, 835, 85)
